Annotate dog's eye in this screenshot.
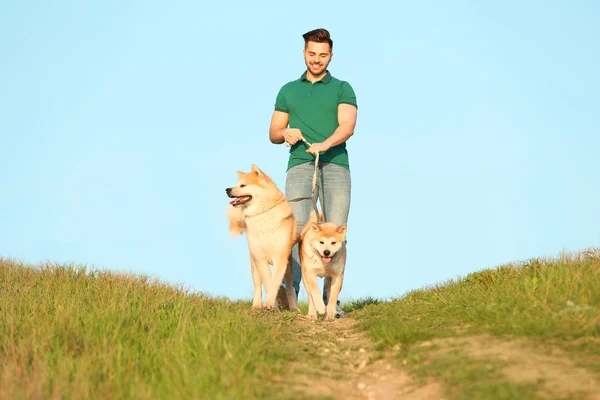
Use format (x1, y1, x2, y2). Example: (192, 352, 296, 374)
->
(331, 242, 336, 245)
(240, 184, 246, 188)
(319, 241, 324, 244)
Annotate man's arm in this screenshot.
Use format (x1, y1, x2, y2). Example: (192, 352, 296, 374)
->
(325, 103, 357, 147)
(306, 103, 357, 154)
(269, 110, 289, 144)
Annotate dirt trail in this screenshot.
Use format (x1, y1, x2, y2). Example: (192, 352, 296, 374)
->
(281, 315, 600, 400)
(284, 316, 441, 400)
(428, 335, 600, 400)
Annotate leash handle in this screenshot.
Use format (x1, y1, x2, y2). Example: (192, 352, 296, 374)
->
(283, 130, 323, 224)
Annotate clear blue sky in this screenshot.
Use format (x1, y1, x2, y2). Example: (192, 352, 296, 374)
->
(1, 1, 599, 303)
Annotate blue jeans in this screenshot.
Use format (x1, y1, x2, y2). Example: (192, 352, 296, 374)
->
(285, 161, 351, 305)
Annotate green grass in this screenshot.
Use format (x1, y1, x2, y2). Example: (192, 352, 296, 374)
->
(341, 296, 382, 313)
(406, 346, 542, 400)
(350, 248, 600, 399)
(352, 248, 599, 346)
(0, 258, 301, 400)
(2, 247, 599, 400)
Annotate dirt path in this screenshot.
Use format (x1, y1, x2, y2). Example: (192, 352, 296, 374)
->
(280, 315, 600, 400)
(284, 316, 441, 400)
(427, 335, 600, 400)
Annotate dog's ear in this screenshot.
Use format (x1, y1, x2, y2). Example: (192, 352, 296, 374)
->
(335, 223, 347, 235)
(310, 222, 321, 232)
(237, 171, 245, 179)
(251, 164, 263, 177)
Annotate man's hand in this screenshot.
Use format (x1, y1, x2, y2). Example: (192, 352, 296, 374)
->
(306, 141, 332, 155)
(284, 128, 305, 146)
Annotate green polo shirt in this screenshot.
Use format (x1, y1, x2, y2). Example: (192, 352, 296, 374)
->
(274, 70, 357, 171)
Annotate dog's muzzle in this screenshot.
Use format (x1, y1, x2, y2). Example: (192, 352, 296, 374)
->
(226, 187, 252, 206)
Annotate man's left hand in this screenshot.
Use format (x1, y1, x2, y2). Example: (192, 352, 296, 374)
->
(306, 142, 331, 155)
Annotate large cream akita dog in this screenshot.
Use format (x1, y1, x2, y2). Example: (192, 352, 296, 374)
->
(226, 164, 299, 312)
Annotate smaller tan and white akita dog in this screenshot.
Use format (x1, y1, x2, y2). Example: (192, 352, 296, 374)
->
(226, 164, 300, 312)
(299, 210, 347, 320)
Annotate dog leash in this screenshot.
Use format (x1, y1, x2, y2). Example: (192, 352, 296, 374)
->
(283, 131, 323, 224)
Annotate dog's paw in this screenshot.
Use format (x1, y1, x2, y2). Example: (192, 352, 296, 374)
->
(289, 306, 301, 313)
(307, 313, 318, 320)
(226, 206, 246, 237)
(314, 299, 326, 315)
(262, 301, 276, 311)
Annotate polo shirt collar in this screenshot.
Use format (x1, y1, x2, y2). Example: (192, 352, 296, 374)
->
(300, 70, 332, 84)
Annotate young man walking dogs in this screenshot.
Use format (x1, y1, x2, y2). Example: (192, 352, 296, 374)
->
(269, 28, 358, 318)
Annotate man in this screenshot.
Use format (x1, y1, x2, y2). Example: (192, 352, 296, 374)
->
(269, 28, 358, 317)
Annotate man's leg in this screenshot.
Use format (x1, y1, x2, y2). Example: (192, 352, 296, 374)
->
(318, 162, 351, 316)
(285, 161, 315, 298)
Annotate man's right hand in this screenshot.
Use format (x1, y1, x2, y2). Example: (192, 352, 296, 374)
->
(283, 128, 304, 146)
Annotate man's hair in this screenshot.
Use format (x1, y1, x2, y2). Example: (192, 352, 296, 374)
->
(302, 28, 333, 51)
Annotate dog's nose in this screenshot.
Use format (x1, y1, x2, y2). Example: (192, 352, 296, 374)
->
(323, 250, 330, 257)
(225, 188, 231, 194)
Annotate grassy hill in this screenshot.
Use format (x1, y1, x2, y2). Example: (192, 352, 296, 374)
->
(1, 248, 598, 399)
(351, 248, 600, 399)
(0, 259, 301, 399)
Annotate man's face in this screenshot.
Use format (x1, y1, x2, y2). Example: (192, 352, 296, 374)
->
(303, 41, 332, 77)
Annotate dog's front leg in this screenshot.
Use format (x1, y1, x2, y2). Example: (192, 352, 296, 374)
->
(250, 258, 262, 309)
(325, 273, 343, 320)
(263, 254, 288, 310)
(302, 269, 317, 319)
(305, 271, 326, 316)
